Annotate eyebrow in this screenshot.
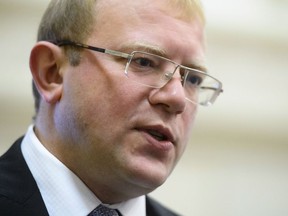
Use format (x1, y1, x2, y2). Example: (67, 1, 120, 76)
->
(120, 42, 168, 57)
(185, 61, 208, 73)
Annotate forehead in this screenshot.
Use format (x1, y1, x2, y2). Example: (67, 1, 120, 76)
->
(92, 0, 205, 62)
(95, 0, 203, 23)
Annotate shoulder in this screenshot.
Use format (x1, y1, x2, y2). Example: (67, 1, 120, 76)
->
(0, 137, 48, 215)
(0, 137, 24, 193)
(146, 196, 181, 216)
(0, 137, 28, 203)
(0, 137, 25, 192)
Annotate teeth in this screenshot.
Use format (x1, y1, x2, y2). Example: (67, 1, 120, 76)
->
(147, 130, 166, 141)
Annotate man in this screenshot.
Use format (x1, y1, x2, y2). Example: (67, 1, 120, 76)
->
(0, 0, 223, 215)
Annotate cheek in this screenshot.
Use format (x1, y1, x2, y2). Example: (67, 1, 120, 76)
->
(61, 63, 148, 132)
(178, 105, 198, 154)
(186, 105, 198, 132)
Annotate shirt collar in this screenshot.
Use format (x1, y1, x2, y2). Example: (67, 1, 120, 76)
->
(21, 125, 146, 216)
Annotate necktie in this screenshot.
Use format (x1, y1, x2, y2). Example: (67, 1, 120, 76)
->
(88, 204, 121, 216)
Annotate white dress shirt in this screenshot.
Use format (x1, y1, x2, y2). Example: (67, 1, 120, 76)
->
(21, 125, 146, 216)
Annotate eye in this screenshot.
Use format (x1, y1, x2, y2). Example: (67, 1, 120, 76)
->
(134, 57, 154, 67)
(184, 72, 203, 87)
(129, 55, 161, 74)
(189, 75, 202, 85)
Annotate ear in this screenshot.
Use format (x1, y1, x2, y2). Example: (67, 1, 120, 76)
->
(29, 41, 64, 104)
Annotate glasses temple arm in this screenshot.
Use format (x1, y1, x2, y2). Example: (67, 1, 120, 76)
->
(53, 40, 131, 59)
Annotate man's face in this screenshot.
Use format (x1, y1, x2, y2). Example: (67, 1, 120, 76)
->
(56, 0, 205, 200)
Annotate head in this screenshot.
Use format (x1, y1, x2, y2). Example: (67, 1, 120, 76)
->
(32, 0, 205, 114)
(30, 0, 206, 203)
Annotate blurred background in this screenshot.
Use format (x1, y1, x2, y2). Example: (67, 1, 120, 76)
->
(0, 0, 287, 215)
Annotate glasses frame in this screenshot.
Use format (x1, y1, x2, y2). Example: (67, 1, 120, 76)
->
(53, 40, 223, 106)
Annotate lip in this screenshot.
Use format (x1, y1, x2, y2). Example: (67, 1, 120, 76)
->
(135, 125, 176, 151)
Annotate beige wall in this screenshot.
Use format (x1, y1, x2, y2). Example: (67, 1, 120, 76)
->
(0, 1, 287, 215)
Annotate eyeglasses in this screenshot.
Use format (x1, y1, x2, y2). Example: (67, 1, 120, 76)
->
(53, 40, 223, 106)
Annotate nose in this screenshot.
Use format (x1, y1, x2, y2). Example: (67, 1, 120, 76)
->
(148, 77, 187, 114)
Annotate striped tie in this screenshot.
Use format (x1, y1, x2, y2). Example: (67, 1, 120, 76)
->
(88, 204, 121, 216)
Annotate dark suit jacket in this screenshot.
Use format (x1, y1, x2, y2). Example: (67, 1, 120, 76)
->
(0, 137, 180, 216)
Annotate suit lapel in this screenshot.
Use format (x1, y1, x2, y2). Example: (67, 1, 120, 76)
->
(146, 196, 179, 216)
(0, 137, 49, 215)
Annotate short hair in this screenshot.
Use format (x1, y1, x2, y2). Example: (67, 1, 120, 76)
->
(169, 0, 205, 23)
(32, 0, 205, 117)
(32, 0, 96, 116)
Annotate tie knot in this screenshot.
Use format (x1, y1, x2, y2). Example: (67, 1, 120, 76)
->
(88, 204, 120, 216)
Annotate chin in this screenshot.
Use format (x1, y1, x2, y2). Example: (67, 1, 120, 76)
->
(125, 159, 173, 192)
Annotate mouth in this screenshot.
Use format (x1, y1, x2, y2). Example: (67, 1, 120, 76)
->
(145, 129, 168, 142)
(137, 126, 175, 144)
